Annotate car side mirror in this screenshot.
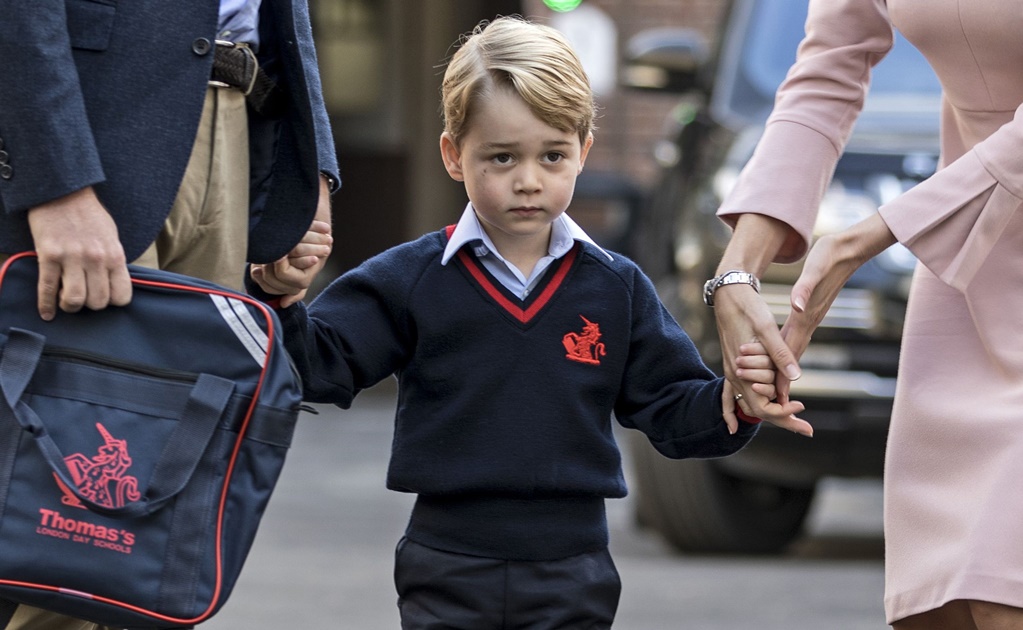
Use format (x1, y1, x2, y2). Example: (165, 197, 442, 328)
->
(621, 28, 709, 94)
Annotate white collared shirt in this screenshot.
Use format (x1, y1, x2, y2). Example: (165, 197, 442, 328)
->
(441, 203, 613, 299)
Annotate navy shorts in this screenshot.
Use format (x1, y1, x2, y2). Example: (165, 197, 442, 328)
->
(394, 537, 622, 629)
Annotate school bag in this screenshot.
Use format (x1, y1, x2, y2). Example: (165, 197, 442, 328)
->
(0, 252, 303, 629)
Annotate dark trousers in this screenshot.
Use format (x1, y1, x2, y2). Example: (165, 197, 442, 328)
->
(394, 538, 621, 630)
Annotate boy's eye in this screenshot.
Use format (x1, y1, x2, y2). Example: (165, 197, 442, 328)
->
(492, 153, 513, 164)
(543, 152, 564, 163)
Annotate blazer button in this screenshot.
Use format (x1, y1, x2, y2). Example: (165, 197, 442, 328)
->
(0, 150, 8, 164)
(0, 164, 12, 180)
(192, 38, 212, 55)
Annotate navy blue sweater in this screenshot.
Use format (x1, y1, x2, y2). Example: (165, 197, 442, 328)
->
(265, 227, 757, 560)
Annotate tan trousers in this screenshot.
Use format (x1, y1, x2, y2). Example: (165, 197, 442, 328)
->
(131, 86, 250, 290)
(4, 86, 249, 630)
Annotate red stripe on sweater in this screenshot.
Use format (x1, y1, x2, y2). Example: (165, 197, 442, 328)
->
(453, 238, 578, 324)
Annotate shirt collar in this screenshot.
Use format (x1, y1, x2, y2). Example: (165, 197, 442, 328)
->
(441, 203, 613, 265)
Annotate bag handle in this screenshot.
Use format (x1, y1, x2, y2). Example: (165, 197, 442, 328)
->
(0, 328, 235, 518)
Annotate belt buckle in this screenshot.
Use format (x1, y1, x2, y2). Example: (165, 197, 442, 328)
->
(212, 39, 259, 96)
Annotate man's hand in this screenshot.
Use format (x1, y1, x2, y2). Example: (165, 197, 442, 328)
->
(250, 176, 333, 306)
(27, 187, 131, 320)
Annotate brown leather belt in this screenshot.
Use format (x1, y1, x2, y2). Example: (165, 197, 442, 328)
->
(210, 40, 280, 114)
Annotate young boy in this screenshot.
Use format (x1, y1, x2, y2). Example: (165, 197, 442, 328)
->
(250, 16, 806, 629)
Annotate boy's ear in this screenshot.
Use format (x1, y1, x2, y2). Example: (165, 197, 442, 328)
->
(578, 133, 594, 174)
(439, 132, 465, 182)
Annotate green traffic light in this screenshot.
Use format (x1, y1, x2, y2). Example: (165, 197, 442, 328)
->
(543, 0, 583, 11)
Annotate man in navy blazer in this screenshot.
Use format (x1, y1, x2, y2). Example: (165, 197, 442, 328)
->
(0, 0, 338, 322)
(0, 1, 337, 628)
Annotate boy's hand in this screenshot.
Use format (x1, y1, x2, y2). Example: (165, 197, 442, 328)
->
(250, 219, 333, 307)
(721, 380, 743, 435)
(250, 177, 335, 307)
(730, 342, 813, 437)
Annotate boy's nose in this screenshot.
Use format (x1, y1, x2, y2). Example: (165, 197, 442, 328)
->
(514, 166, 542, 193)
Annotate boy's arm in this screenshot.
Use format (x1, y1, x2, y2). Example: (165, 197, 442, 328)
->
(247, 245, 416, 407)
(613, 268, 760, 460)
(616, 268, 813, 459)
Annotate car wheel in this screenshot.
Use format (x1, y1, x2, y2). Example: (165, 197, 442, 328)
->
(626, 431, 815, 554)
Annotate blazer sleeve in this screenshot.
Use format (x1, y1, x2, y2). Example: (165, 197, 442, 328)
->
(291, 0, 339, 184)
(0, 0, 106, 213)
(716, 0, 895, 263)
(877, 104, 1023, 292)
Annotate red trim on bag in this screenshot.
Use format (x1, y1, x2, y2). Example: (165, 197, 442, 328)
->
(0, 252, 276, 627)
(0, 251, 33, 283)
(129, 277, 275, 625)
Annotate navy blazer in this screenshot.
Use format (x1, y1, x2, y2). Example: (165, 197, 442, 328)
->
(0, 0, 338, 264)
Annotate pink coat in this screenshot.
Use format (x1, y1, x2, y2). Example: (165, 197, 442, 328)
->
(719, 0, 1023, 622)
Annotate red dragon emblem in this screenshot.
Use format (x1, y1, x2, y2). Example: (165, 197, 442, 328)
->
(562, 315, 606, 365)
(54, 423, 141, 510)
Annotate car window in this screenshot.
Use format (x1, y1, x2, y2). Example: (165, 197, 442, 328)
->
(736, 0, 941, 117)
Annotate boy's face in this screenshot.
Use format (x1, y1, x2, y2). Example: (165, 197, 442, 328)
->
(440, 86, 592, 256)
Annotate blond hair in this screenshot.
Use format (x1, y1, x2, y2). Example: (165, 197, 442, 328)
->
(441, 16, 596, 146)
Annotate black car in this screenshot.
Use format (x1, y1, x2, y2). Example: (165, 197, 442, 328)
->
(619, 0, 942, 553)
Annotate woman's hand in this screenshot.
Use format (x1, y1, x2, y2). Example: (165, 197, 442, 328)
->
(783, 213, 897, 361)
(712, 214, 803, 420)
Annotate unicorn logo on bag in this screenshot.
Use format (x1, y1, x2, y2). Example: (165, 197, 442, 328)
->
(54, 423, 141, 510)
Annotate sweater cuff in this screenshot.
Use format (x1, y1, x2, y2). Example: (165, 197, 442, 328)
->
(736, 409, 762, 425)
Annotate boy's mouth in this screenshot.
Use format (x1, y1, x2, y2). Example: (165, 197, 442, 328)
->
(509, 206, 542, 215)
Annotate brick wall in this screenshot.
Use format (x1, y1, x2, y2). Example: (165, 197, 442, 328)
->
(521, 0, 727, 188)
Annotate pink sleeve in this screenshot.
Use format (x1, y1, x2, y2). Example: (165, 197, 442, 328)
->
(717, 0, 894, 263)
(879, 103, 1023, 292)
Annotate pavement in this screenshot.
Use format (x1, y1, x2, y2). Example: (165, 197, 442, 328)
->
(202, 383, 888, 629)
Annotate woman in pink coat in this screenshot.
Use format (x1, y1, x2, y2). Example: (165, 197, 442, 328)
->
(710, 1, 1023, 628)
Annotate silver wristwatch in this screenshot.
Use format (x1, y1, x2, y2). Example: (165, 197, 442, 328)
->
(703, 270, 760, 307)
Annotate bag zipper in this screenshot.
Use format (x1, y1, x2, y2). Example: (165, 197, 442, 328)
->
(42, 346, 199, 383)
